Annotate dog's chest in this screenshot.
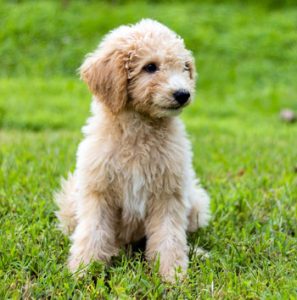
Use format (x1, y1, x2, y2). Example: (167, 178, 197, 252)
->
(122, 173, 148, 220)
(118, 149, 159, 220)
(114, 136, 185, 220)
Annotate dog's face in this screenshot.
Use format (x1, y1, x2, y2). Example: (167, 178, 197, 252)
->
(80, 19, 196, 118)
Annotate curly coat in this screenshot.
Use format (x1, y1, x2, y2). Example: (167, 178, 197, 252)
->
(55, 19, 210, 282)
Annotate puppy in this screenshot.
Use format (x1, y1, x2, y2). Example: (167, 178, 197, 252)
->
(55, 19, 210, 282)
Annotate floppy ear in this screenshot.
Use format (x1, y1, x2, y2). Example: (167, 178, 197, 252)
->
(80, 49, 128, 114)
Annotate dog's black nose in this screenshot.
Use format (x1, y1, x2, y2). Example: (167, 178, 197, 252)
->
(173, 90, 190, 105)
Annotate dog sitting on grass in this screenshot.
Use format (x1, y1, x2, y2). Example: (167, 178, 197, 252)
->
(55, 19, 210, 282)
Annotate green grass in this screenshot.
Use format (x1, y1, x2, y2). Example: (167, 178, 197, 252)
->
(1, 1, 297, 298)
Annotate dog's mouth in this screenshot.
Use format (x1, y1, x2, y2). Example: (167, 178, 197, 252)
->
(163, 105, 183, 110)
(159, 102, 190, 111)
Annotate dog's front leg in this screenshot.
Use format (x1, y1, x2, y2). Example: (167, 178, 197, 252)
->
(145, 196, 189, 282)
(68, 191, 119, 273)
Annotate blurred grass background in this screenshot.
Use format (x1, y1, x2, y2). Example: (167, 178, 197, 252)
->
(0, 0, 297, 298)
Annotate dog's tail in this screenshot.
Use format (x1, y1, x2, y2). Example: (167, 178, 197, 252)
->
(54, 172, 78, 235)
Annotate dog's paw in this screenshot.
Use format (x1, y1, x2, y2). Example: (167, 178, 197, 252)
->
(158, 253, 189, 283)
(68, 255, 87, 274)
(160, 265, 187, 283)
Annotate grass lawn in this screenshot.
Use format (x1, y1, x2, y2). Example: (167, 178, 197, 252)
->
(1, 1, 297, 298)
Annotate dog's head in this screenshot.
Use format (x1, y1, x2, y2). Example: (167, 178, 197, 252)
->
(80, 19, 196, 118)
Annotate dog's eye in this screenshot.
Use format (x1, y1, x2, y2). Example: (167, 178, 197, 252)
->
(184, 62, 190, 72)
(143, 63, 158, 73)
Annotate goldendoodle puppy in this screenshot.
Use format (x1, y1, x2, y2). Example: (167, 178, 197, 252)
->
(55, 19, 210, 282)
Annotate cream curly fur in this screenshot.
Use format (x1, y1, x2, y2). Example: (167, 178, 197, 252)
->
(55, 19, 210, 282)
